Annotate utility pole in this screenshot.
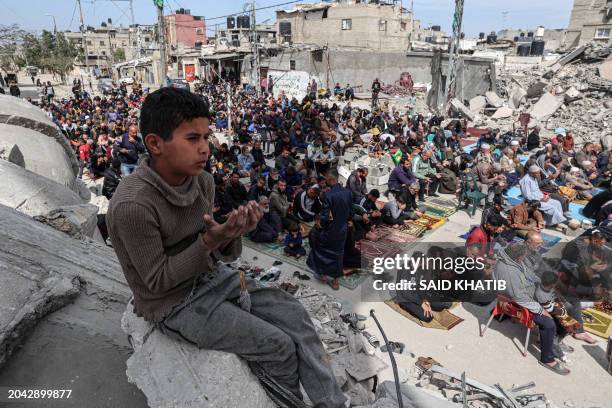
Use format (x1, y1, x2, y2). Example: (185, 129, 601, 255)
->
(77, 0, 88, 81)
(46, 14, 57, 34)
(445, 0, 464, 112)
(251, 1, 260, 96)
(129, 0, 136, 59)
(155, 0, 167, 87)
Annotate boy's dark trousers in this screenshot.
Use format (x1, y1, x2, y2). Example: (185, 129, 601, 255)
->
(158, 268, 346, 408)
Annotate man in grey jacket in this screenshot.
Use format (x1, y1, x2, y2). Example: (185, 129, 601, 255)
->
(346, 167, 368, 203)
(494, 243, 570, 375)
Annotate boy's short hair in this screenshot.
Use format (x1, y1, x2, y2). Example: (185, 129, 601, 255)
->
(540, 271, 558, 287)
(139, 87, 209, 142)
(289, 222, 299, 232)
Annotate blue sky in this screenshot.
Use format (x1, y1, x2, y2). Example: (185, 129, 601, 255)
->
(2, 0, 574, 37)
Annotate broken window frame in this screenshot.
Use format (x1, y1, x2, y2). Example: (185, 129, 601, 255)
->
(341, 19, 352, 31)
(379, 20, 387, 32)
(594, 27, 611, 39)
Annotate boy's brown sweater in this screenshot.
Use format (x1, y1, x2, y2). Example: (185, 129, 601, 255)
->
(106, 160, 241, 322)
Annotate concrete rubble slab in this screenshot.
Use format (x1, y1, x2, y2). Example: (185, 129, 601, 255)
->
(509, 86, 527, 110)
(491, 106, 514, 119)
(0, 160, 84, 217)
(0, 269, 80, 368)
(0, 94, 79, 190)
(599, 60, 612, 82)
(376, 380, 456, 408)
(564, 86, 582, 101)
(34, 204, 99, 238)
(529, 92, 564, 121)
(526, 80, 548, 98)
(449, 98, 475, 121)
(0, 204, 130, 299)
(0, 142, 25, 167)
(485, 91, 504, 108)
(122, 306, 275, 408)
(469, 95, 487, 113)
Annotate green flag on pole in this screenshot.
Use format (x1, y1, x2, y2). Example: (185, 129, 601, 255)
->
(153, 0, 163, 8)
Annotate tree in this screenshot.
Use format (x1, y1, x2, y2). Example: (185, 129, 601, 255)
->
(20, 30, 78, 81)
(113, 48, 125, 63)
(0, 24, 27, 73)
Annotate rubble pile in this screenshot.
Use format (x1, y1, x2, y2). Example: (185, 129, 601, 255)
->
(460, 41, 612, 146)
(290, 284, 553, 408)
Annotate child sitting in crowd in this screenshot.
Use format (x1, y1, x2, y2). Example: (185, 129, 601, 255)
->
(284, 222, 306, 259)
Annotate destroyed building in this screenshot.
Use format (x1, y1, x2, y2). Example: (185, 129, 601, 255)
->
(275, 0, 420, 52)
(564, 0, 612, 48)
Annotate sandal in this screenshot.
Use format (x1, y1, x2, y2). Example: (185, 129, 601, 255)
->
(538, 361, 570, 375)
(361, 331, 380, 347)
(328, 278, 340, 291)
(381, 341, 405, 354)
(341, 313, 367, 322)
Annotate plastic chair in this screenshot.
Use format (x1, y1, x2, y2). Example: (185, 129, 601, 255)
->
(480, 295, 536, 357)
(458, 172, 487, 217)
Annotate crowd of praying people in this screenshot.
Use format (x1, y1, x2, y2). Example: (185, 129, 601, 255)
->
(23, 74, 610, 376)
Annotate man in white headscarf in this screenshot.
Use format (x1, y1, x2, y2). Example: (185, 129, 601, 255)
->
(520, 165, 567, 226)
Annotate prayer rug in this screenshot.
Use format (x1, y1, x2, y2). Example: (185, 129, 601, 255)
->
(357, 240, 406, 263)
(420, 197, 457, 218)
(372, 226, 419, 244)
(397, 222, 427, 238)
(408, 213, 445, 230)
(385, 300, 464, 330)
(242, 238, 368, 290)
(582, 307, 612, 339)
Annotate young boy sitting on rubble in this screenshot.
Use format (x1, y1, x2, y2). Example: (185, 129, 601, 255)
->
(106, 87, 346, 408)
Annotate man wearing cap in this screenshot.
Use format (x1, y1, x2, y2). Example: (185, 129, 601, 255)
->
(293, 184, 322, 222)
(565, 167, 595, 200)
(475, 143, 493, 165)
(520, 165, 567, 226)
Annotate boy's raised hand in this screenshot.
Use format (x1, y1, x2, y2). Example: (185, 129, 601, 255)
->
(202, 201, 263, 251)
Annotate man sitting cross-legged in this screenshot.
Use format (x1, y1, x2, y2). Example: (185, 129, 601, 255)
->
(106, 88, 346, 408)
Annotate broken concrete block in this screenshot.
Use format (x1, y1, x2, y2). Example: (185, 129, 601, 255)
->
(34, 204, 99, 238)
(449, 98, 475, 121)
(0, 94, 79, 190)
(599, 60, 612, 82)
(564, 86, 582, 102)
(376, 381, 456, 408)
(491, 106, 514, 119)
(0, 274, 80, 368)
(0, 141, 25, 167)
(0, 160, 84, 217)
(527, 80, 548, 98)
(509, 86, 527, 109)
(485, 91, 503, 108)
(0, 204, 130, 300)
(469, 95, 487, 113)
(122, 307, 275, 408)
(529, 93, 564, 121)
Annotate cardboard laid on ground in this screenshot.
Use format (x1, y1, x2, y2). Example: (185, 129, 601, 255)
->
(385, 300, 464, 330)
